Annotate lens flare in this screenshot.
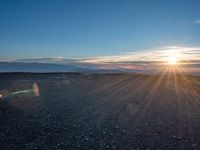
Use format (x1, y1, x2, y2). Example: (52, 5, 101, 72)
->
(33, 82, 40, 97)
(0, 90, 8, 99)
(0, 82, 40, 100)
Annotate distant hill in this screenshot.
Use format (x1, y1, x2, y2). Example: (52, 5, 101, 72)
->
(0, 61, 199, 75)
(0, 62, 85, 73)
(0, 62, 123, 73)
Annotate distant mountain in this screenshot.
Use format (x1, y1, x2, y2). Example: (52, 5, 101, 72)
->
(0, 62, 86, 73)
(0, 62, 126, 73)
(0, 62, 128, 74)
(17, 58, 77, 65)
(1, 61, 199, 75)
(16, 58, 100, 70)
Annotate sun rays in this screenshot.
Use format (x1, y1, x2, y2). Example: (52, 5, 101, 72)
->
(78, 46, 199, 75)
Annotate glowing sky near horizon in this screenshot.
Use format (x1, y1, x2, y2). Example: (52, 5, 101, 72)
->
(0, 0, 200, 64)
(79, 46, 200, 64)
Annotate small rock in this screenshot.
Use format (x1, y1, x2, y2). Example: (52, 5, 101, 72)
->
(115, 125, 119, 129)
(173, 135, 181, 141)
(77, 144, 80, 148)
(192, 143, 197, 147)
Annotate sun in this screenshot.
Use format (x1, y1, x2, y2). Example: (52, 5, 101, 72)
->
(167, 56, 177, 65)
(163, 48, 182, 65)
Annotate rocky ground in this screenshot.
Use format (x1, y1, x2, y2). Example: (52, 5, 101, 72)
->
(0, 73, 200, 150)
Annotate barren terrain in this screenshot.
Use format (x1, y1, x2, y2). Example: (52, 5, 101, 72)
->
(0, 73, 200, 150)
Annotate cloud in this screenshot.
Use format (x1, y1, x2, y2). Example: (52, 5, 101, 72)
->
(0, 56, 66, 63)
(1, 46, 199, 74)
(0, 57, 16, 62)
(79, 46, 200, 64)
(194, 19, 200, 24)
(77, 46, 200, 73)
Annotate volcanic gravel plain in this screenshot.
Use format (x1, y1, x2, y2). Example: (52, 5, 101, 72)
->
(0, 73, 200, 150)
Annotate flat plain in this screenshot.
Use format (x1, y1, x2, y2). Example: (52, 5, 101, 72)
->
(0, 73, 200, 150)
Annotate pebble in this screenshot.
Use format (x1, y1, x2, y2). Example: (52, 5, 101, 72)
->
(115, 125, 119, 129)
(173, 135, 181, 141)
(192, 143, 197, 147)
(77, 144, 80, 148)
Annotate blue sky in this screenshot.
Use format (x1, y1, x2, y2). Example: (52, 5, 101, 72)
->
(0, 0, 200, 59)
